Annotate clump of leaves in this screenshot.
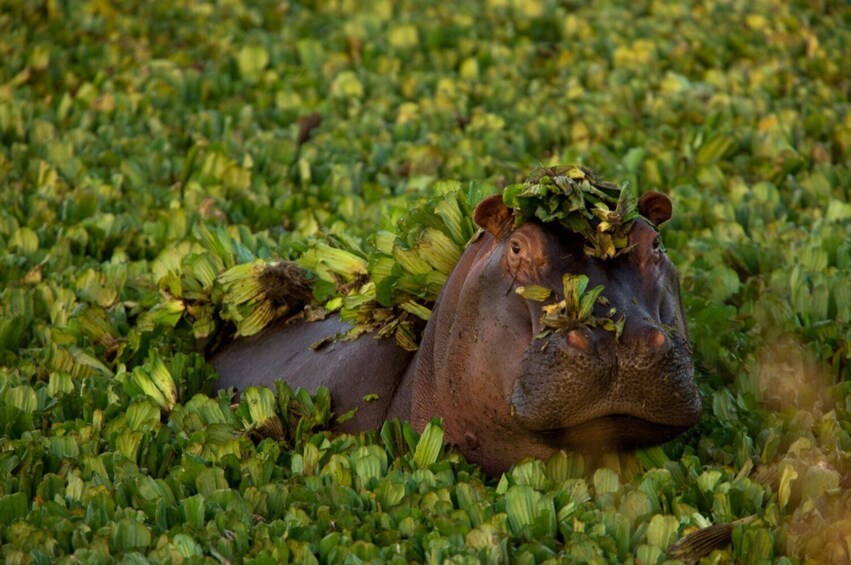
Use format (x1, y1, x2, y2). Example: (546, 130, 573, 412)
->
(141, 181, 489, 350)
(517, 274, 626, 339)
(503, 165, 639, 259)
(146, 223, 310, 340)
(266, 181, 488, 350)
(238, 386, 285, 440)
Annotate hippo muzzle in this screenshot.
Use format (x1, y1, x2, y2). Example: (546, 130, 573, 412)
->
(511, 324, 702, 451)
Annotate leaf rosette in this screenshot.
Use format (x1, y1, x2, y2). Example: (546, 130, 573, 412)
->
(502, 165, 639, 260)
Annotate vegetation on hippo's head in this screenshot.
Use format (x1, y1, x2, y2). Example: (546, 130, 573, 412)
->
(519, 273, 626, 340)
(502, 165, 640, 259)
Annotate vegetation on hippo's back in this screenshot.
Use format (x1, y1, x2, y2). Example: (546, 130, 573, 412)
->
(143, 222, 314, 340)
(297, 180, 487, 349)
(0, 0, 849, 563)
(148, 179, 491, 349)
(153, 165, 631, 349)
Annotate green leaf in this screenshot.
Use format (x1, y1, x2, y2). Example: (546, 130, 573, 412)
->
(801, 464, 840, 502)
(110, 518, 152, 552)
(0, 492, 28, 526)
(237, 44, 269, 81)
(636, 446, 671, 470)
(173, 534, 204, 558)
(241, 386, 276, 425)
(578, 284, 604, 320)
(352, 449, 384, 485)
(9, 227, 39, 255)
(778, 462, 798, 510)
(516, 285, 552, 302)
(505, 485, 556, 536)
(696, 134, 735, 166)
(181, 494, 206, 529)
(593, 467, 620, 495)
(321, 454, 353, 487)
(131, 353, 177, 412)
(506, 485, 541, 535)
(434, 192, 471, 245)
(399, 300, 432, 321)
(126, 400, 161, 431)
(646, 514, 679, 548)
(4, 385, 38, 413)
(413, 418, 444, 469)
(545, 451, 584, 481)
(196, 467, 228, 496)
(563, 273, 589, 316)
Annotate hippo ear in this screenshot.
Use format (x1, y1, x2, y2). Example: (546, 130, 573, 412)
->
(638, 191, 673, 226)
(474, 194, 514, 238)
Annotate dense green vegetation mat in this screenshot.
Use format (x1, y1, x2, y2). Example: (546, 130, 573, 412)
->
(1, 0, 849, 562)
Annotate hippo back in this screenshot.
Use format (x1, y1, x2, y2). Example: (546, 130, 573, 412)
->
(212, 315, 415, 431)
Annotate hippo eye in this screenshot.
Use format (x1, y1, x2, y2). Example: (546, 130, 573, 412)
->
(652, 236, 665, 253)
(510, 240, 521, 254)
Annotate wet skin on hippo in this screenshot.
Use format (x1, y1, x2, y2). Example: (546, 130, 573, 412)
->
(212, 191, 702, 475)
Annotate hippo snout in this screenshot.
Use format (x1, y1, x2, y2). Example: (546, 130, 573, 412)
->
(512, 326, 617, 431)
(511, 325, 702, 450)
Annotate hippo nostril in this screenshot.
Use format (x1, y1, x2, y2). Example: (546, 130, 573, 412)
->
(649, 329, 667, 349)
(567, 329, 590, 350)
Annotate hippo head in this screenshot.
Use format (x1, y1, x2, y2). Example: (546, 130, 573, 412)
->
(409, 191, 702, 475)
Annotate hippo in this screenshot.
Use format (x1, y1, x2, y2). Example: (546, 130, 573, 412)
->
(212, 190, 702, 475)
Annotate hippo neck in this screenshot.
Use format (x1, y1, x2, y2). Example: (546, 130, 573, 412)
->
(386, 234, 492, 425)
